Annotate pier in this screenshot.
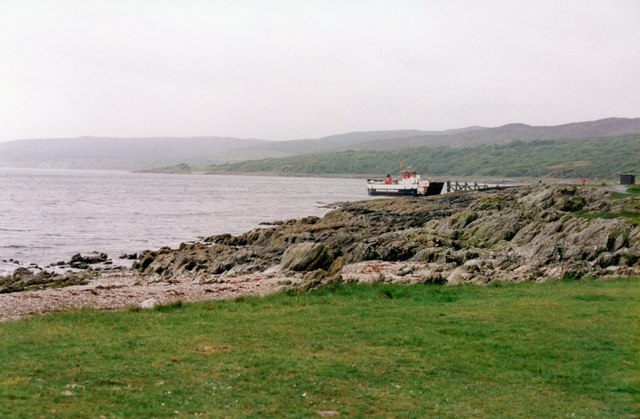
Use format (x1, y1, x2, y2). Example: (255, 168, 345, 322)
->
(446, 181, 495, 193)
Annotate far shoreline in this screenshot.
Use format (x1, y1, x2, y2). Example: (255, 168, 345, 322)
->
(1, 164, 617, 186)
(136, 165, 605, 186)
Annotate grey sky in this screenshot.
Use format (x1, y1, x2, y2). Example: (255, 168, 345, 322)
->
(1, 0, 639, 142)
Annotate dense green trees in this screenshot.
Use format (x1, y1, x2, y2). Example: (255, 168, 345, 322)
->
(212, 135, 639, 180)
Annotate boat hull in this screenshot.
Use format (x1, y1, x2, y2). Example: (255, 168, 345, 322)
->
(367, 181, 444, 196)
(425, 182, 445, 196)
(367, 187, 418, 196)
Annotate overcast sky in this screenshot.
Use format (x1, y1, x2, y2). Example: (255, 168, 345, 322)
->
(1, 0, 639, 142)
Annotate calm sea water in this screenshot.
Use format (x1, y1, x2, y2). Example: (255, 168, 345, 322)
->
(0, 169, 373, 273)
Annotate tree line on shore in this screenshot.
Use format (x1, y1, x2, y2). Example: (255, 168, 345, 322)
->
(210, 135, 640, 180)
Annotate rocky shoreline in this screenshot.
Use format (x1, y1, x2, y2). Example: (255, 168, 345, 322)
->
(1, 185, 639, 320)
(133, 185, 640, 284)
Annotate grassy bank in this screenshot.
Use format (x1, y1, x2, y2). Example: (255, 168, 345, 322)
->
(1, 279, 639, 417)
(577, 185, 640, 226)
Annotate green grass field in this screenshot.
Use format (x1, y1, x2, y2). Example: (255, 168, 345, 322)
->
(1, 279, 639, 417)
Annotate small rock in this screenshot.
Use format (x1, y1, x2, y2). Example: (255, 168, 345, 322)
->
(70, 252, 108, 265)
(70, 262, 89, 270)
(119, 253, 138, 260)
(140, 298, 158, 309)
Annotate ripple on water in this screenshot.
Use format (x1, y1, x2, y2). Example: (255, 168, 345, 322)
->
(0, 168, 375, 268)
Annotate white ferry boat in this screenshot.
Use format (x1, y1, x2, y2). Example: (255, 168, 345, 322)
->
(367, 170, 444, 196)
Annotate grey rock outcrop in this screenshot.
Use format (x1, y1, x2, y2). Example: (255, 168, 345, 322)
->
(0, 268, 91, 293)
(132, 185, 640, 287)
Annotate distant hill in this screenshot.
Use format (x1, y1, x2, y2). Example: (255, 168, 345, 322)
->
(344, 118, 640, 151)
(0, 136, 279, 170)
(0, 117, 638, 170)
(232, 127, 491, 155)
(228, 117, 640, 155)
(210, 135, 640, 180)
(0, 133, 433, 169)
(243, 130, 437, 155)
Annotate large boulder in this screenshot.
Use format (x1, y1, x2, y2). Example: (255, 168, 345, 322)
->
(70, 252, 109, 267)
(279, 243, 334, 272)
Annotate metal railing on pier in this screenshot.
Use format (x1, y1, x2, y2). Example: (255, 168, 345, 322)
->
(446, 181, 493, 193)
